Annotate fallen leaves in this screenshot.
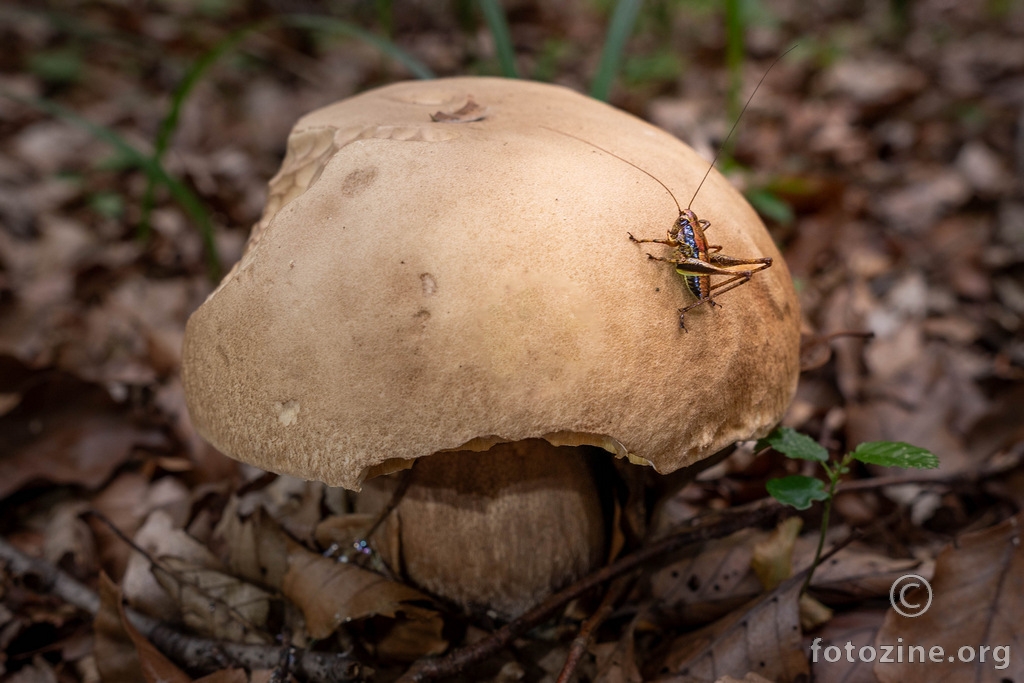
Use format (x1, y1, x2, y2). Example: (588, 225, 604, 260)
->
(656, 573, 809, 682)
(0, 363, 168, 499)
(874, 514, 1024, 682)
(2, 0, 1023, 680)
(283, 539, 445, 656)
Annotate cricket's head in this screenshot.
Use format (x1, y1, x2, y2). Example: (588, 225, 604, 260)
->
(672, 209, 700, 239)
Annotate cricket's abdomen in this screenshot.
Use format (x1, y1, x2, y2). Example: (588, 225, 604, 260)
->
(675, 212, 710, 301)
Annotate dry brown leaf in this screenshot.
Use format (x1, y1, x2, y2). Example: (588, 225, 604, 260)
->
(314, 512, 376, 554)
(808, 608, 887, 683)
(800, 542, 925, 604)
(374, 609, 448, 662)
(751, 517, 802, 591)
(153, 557, 273, 645)
(649, 530, 764, 626)
(89, 472, 192, 579)
(123, 510, 224, 619)
(592, 615, 643, 683)
(115, 579, 192, 683)
(654, 573, 809, 683)
(93, 572, 146, 682)
(211, 496, 289, 590)
(282, 540, 434, 640)
(0, 370, 167, 500)
(874, 515, 1023, 682)
(237, 476, 323, 543)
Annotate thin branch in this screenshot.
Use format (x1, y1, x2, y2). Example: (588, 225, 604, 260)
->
(343, 460, 418, 564)
(555, 573, 636, 683)
(396, 497, 787, 683)
(0, 537, 363, 681)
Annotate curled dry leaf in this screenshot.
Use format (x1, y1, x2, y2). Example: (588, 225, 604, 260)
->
(153, 556, 273, 645)
(654, 573, 809, 683)
(282, 540, 438, 642)
(93, 573, 150, 683)
(237, 476, 323, 544)
(874, 514, 1024, 683)
(97, 571, 242, 683)
(122, 510, 223, 619)
(210, 496, 289, 591)
(90, 472, 191, 579)
(751, 517, 802, 591)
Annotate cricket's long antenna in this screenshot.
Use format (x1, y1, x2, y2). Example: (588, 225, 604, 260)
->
(540, 125, 682, 214)
(686, 44, 799, 210)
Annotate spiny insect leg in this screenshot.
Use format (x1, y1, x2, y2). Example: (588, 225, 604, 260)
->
(629, 233, 674, 245)
(654, 255, 758, 277)
(708, 254, 773, 269)
(673, 256, 773, 330)
(677, 296, 719, 331)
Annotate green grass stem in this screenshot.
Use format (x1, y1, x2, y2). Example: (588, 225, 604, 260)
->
(590, 0, 643, 102)
(477, 0, 519, 77)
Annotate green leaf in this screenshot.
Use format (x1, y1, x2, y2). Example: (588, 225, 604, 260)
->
(851, 442, 939, 469)
(757, 427, 829, 463)
(746, 188, 795, 225)
(767, 476, 830, 510)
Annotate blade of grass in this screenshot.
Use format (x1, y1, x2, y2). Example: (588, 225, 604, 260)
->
(140, 21, 272, 240)
(2, 89, 222, 280)
(590, 0, 643, 102)
(477, 0, 518, 78)
(724, 0, 746, 140)
(282, 14, 435, 79)
(139, 14, 432, 266)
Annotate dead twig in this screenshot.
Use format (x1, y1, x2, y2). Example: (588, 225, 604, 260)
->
(555, 572, 636, 683)
(342, 460, 417, 564)
(396, 496, 787, 683)
(0, 537, 363, 681)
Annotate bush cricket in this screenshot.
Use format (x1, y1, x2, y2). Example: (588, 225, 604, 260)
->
(547, 47, 794, 330)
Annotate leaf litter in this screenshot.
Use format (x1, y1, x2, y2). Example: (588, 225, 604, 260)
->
(1, 1, 1023, 681)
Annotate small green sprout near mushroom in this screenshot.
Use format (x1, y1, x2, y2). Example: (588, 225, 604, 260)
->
(182, 77, 800, 618)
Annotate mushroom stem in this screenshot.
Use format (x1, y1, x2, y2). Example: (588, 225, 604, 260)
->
(356, 439, 607, 619)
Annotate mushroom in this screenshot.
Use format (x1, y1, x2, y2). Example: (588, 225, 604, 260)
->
(181, 77, 800, 618)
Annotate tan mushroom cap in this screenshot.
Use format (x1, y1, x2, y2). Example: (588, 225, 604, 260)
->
(182, 77, 800, 491)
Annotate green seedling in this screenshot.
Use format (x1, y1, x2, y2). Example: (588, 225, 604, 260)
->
(762, 426, 939, 591)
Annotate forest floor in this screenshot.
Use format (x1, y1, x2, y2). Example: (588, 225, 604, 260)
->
(1, 1, 1023, 682)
